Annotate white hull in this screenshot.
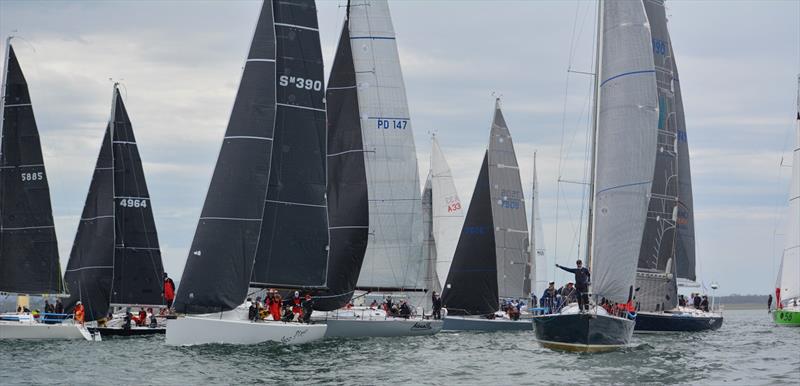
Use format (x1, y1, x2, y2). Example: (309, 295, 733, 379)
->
(0, 319, 95, 341)
(315, 309, 442, 338)
(165, 314, 326, 346)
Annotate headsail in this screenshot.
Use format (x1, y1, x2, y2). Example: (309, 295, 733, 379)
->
(313, 17, 369, 312)
(430, 136, 465, 289)
(488, 101, 529, 299)
(250, 0, 329, 289)
(590, 0, 659, 304)
(531, 153, 548, 296)
(174, 1, 277, 314)
(776, 75, 800, 306)
(0, 43, 62, 295)
(64, 86, 165, 321)
(421, 173, 440, 303)
(349, 0, 426, 292)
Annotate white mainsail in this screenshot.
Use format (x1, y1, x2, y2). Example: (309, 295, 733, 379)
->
(590, 0, 659, 304)
(776, 75, 800, 306)
(430, 136, 465, 288)
(350, 0, 425, 291)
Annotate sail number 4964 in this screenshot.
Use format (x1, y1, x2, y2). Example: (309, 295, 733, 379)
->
(119, 198, 148, 208)
(279, 75, 322, 91)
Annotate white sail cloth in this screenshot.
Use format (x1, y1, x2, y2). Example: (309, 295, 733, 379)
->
(430, 137, 465, 288)
(776, 76, 800, 306)
(590, 0, 659, 304)
(350, 0, 425, 290)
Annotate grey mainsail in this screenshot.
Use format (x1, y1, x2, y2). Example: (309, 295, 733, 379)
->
(590, 0, 659, 304)
(250, 0, 329, 289)
(174, 1, 277, 314)
(421, 172, 440, 300)
(64, 86, 165, 321)
(0, 42, 63, 295)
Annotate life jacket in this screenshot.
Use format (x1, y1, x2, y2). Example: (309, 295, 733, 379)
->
(164, 279, 175, 300)
(292, 297, 302, 314)
(74, 305, 85, 323)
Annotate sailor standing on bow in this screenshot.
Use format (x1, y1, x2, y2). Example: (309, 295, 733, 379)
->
(556, 260, 591, 312)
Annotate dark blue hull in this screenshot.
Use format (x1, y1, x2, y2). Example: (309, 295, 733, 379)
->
(633, 311, 723, 332)
(533, 312, 635, 352)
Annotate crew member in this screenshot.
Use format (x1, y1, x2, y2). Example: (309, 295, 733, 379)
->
(301, 294, 314, 324)
(767, 294, 773, 312)
(431, 292, 442, 320)
(163, 272, 176, 310)
(556, 260, 591, 312)
(74, 301, 85, 326)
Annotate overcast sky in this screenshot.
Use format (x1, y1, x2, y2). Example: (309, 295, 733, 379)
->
(1, 0, 798, 296)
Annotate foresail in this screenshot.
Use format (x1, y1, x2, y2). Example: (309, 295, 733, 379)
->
(590, 0, 659, 304)
(431, 136, 464, 289)
(313, 19, 369, 312)
(251, 0, 329, 289)
(174, 1, 276, 314)
(673, 54, 697, 282)
(0, 45, 62, 295)
(350, 0, 425, 291)
(421, 172, 440, 302)
(488, 102, 529, 299)
(777, 75, 800, 305)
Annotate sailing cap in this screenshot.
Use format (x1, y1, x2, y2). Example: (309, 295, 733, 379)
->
(294, 291, 299, 297)
(76, 301, 82, 305)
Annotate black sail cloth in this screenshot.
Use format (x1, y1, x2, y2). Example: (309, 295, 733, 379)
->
(313, 20, 369, 311)
(0, 45, 63, 295)
(64, 89, 165, 321)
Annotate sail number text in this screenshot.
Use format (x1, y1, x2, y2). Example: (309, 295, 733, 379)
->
(376, 119, 408, 130)
(279, 75, 322, 91)
(20, 172, 44, 182)
(119, 198, 148, 208)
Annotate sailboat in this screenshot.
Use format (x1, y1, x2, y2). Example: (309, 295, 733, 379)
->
(441, 99, 533, 331)
(632, 0, 722, 332)
(166, 0, 330, 346)
(0, 38, 93, 340)
(311, 0, 442, 337)
(533, 0, 655, 352)
(63, 84, 167, 337)
(773, 75, 800, 327)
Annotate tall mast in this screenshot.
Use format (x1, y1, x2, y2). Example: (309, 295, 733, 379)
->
(586, 0, 604, 269)
(0, 36, 13, 161)
(107, 82, 119, 304)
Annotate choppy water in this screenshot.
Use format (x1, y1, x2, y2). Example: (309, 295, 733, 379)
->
(1, 309, 797, 385)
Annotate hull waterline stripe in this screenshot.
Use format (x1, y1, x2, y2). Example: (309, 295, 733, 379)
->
(600, 69, 656, 87)
(65, 265, 113, 272)
(224, 136, 273, 141)
(265, 199, 325, 208)
(276, 103, 325, 112)
(274, 22, 318, 32)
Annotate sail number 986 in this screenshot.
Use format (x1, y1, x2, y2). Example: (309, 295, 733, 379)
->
(20, 172, 44, 181)
(279, 75, 322, 91)
(119, 198, 148, 208)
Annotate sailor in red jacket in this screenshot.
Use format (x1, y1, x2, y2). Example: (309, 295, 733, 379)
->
(291, 291, 303, 320)
(163, 272, 176, 309)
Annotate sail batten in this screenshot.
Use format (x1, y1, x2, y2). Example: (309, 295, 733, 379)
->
(0, 43, 63, 295)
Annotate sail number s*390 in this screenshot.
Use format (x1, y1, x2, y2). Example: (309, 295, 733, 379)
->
(119, 198, 148, 208)
(278, 75, 322, 91)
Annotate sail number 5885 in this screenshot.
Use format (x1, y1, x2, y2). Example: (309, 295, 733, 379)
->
(20, 172, 44, 181)
(279, 75, 322, 91)
(119, 198, 147, 208)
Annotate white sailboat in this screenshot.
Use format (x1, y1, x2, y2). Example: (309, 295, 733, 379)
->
(0, 37, 94, 341)
(312, 0, 442, 338)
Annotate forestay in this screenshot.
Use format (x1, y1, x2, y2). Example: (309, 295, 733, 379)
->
(590, 0, 659, 304)
(349, 0, 425, 291)
(0, 43, 62, 295)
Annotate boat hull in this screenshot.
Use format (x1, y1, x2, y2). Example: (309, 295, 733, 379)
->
(89, 326, 165, 336)
(634, 311, 723, 332)
(0, 320, 94, 340)
(533, 312, 634, 352)
(442, 315, 532, 331)
(322, 317, 442, 338)
(773, 309, 800, 326)
(165, 316, 326, 346)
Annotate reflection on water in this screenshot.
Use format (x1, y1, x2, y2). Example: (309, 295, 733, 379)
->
(0, 310, 797, 385)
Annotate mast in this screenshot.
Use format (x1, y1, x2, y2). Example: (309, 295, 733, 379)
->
(586, 0, 604, 270)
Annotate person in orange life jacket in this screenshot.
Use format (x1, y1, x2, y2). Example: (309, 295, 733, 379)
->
(556, 260, 590, 312)
(269, 291, 282, 321)
(135, 308, 147, 326)
(74, 301, 85, 326)
(163, 272, 176, 310)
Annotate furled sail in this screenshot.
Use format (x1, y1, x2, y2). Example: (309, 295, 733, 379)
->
(590, 0, 659, 304)
(0, 43, 63, 295)
(776, 75, 800, 306)
(174, 1, 277, 314)
(64, 86, 165, 321)
(430, 136, 465, 289)
(313, 17, 369, 312)
(442, 154, 497, 315)
(250, 0, 329, 289)
(349, 0, 425, 291)
(487, 102, 529, 299)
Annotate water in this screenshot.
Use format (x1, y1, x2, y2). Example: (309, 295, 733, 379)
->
(1, 309, 798, 385)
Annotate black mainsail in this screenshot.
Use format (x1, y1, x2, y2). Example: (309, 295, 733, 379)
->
(250, 0, 329, 289)
(313, 18, 369, 311)
(64, 85, 165, 321)
(0, 43, 63, 295)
